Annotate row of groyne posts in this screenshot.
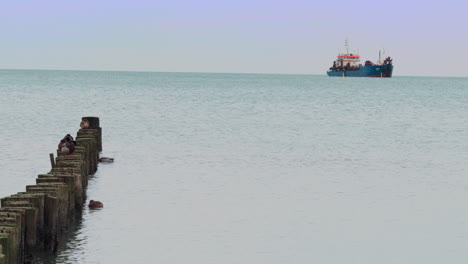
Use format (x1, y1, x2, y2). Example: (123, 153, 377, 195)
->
(0, 117, 102, 264)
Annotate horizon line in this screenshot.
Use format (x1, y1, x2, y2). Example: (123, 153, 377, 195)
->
(1, 68, 467, 78)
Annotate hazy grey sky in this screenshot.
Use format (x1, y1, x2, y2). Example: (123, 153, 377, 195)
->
(1, 0, 467, 76)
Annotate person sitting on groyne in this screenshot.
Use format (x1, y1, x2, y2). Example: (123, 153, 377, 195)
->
(58, 134, 77, 155)
(80, 119, 90, 129)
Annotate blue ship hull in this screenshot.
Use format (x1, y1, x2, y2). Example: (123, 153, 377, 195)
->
(327, 64, 393, 77)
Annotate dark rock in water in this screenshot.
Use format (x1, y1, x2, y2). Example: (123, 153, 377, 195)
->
(88, 200, 103, 209)
(99, 157, 114, 163)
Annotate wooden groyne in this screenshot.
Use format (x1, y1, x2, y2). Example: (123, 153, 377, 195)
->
(0, 117, 102, 264)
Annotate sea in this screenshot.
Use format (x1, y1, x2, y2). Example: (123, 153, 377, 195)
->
(0, 70, 467, 263)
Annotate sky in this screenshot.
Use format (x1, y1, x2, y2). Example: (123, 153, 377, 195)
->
(1, 0, 467, 77)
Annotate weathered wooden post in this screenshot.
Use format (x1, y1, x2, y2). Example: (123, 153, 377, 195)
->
(0, 244, 5, 264)
(49, 153, 56, 169)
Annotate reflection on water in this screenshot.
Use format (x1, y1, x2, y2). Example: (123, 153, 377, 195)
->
(35, 214, 83, 264)
(1, 71, 467, 263)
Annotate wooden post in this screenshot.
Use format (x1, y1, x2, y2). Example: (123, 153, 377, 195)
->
(49, 153, 55, 169)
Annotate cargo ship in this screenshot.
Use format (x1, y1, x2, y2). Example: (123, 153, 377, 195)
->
(327, 39, 393, 77)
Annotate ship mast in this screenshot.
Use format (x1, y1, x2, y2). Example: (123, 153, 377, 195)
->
(345, 37, 349, 55)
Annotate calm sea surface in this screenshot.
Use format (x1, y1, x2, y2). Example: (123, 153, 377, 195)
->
(0, 70, 467, 263)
